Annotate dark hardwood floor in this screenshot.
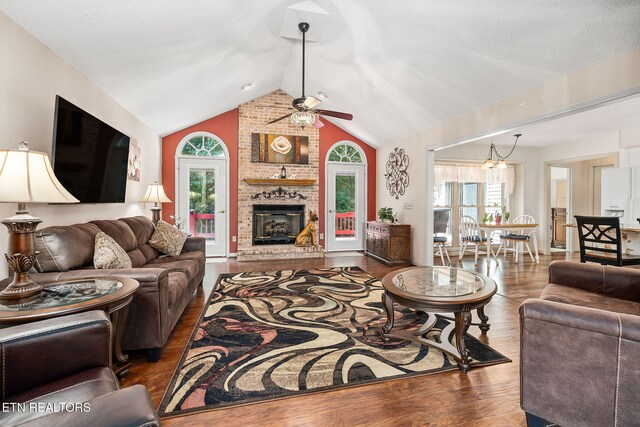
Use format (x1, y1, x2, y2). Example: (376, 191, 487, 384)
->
(121, 251, 576, 426)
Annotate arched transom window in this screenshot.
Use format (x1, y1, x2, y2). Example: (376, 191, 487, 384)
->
(328, 143, 364, 163)
(180, 134, 226, 157)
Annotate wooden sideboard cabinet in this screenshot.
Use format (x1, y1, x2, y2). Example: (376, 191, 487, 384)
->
(365, 221, 411, 265)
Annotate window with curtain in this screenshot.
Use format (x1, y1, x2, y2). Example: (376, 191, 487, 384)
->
(434, 162, 512, 247)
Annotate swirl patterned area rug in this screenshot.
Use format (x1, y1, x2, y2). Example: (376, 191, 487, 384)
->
(158, 266, 509, 417)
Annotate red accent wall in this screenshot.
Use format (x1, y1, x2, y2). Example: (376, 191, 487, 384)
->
(319, 121, 377, 244)
(161, 108, 375, 254)
(161, 109, 239, 253)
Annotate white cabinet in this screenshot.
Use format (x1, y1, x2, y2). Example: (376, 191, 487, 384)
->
(601, 167, 640, 226)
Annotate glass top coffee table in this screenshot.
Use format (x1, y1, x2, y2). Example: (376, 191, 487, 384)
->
(380, 266, 497, 372)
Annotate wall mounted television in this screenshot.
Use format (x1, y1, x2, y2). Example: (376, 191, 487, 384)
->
(52, 96, 130, 203)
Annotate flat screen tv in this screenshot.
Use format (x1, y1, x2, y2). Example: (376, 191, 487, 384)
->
(52, 96, 130, 203)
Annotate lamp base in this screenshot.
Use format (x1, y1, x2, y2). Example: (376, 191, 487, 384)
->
(150, 207, 161, 225)
(0, 204, 43, 300)
(0, 259, 42, 299)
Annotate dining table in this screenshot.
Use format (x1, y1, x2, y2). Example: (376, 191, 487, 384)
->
(477, 223, 540, 265)
(564, 223, 640, 255)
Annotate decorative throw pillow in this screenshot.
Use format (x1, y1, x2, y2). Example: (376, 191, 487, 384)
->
(94, 232, 132, 269)
(148, 220, 188, 256)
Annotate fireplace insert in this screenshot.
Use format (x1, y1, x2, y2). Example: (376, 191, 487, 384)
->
(253, 205, 305, 245)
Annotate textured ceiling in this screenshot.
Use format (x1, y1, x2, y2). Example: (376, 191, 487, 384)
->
(1, 0, 640, 147)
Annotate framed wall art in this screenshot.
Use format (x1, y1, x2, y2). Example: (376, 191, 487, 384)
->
(251, 133, 309, 164)
(127, 139, 141, 181)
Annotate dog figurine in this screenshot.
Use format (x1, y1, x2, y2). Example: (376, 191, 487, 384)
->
(295, 210, 319, 248)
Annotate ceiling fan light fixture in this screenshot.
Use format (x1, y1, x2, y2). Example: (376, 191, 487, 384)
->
(291, 110, 315, 128)
(496, 159, 508, 169)
(266, 22, 353, 126)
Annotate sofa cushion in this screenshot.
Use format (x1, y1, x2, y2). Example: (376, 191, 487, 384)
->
(119, 216, 155, 247)
(144, 258, 199, 280)
(35, 223, 101, 272)
(94, 232, 132, 269)
(124, 248, 146, 268)
(148, 221, 187, 256)
(541, 283, 640, 315)
(167, 272, 189, 307)
(148, 250, 204, 264)
(90, 219, 138, 252)
(138, 243, 160, 264)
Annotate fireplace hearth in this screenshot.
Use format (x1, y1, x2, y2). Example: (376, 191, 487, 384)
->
(253, 205, 305, 245)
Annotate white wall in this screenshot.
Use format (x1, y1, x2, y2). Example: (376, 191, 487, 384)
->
(0, 12, 161, 272)
(377, 140, 428, 264)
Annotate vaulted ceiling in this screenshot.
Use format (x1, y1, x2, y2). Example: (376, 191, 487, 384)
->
(1, 1, 639, 147)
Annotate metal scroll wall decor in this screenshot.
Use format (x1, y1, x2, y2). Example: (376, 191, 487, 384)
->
(384, 147, 409, 199)
(251, 187, 307, 201)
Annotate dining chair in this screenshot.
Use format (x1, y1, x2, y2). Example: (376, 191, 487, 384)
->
(495, 214, 536, 264)
(459, 215, 497, 265)
(575, 215, 640, 266)
(434, 208, 451, 266)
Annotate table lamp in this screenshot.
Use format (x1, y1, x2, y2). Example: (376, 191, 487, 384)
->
(0, 141, 79, 299)
(140, 181, 171, 225)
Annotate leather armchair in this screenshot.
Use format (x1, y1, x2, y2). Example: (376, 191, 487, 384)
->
(0, 310, 160, 426)
(520, 261, 640, 427)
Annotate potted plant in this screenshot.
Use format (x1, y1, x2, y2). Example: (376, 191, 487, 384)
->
(482, 211, 494, 224)
(501, 206, 510, 223)
(377, 207, 394, 223)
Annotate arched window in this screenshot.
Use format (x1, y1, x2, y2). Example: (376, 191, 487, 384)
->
(328, 142, 365, 163)
(179, 134, 226, 158)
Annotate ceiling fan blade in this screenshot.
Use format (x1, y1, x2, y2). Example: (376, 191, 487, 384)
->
(314, 109, 353, 121)
(267, 113, 292, 124)
(303, 96, 322, 109)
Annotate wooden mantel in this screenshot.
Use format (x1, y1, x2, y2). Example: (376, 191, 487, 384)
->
(243, 178, 316, 186)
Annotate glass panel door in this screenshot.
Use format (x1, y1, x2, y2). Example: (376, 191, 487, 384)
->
(335, 174, 356, 239)
(326, 163, 365, 251)
(178, 158, 227, 256)
(188, 168, 216, 243)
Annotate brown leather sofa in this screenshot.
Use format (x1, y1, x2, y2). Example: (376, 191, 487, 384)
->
(0, 311, 159, 426)
(31, 216, 205, 361)
(520, 260, 640, 427)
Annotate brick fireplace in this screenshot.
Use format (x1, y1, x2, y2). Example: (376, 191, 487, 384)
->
(237, 90, 322, 261)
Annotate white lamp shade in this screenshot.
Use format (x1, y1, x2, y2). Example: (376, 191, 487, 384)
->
(140, 182, 172, 203)
(0, 149, 79, 204)
(481, 159, 494, 169)
(496, 160, 508, 169)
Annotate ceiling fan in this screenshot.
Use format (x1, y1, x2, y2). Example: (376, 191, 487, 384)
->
(268, 22, 353, 128)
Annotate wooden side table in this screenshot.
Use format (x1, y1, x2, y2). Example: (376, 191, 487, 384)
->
(0, 277, 139, 378)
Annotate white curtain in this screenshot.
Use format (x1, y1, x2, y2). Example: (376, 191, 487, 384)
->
(434, 162, 515, 195)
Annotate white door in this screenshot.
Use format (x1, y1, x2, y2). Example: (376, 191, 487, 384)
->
(178, 158, 227, 256)
(326, 163, 366, 251)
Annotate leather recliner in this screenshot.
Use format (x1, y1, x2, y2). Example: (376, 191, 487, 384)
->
(0, 310, 160, 426)
(520, 261, 640, 427)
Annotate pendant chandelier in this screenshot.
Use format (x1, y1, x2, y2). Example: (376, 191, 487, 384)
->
(481, 133, 522, 169)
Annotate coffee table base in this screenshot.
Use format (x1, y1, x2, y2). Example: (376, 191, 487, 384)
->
(380, 292, 490, 373)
